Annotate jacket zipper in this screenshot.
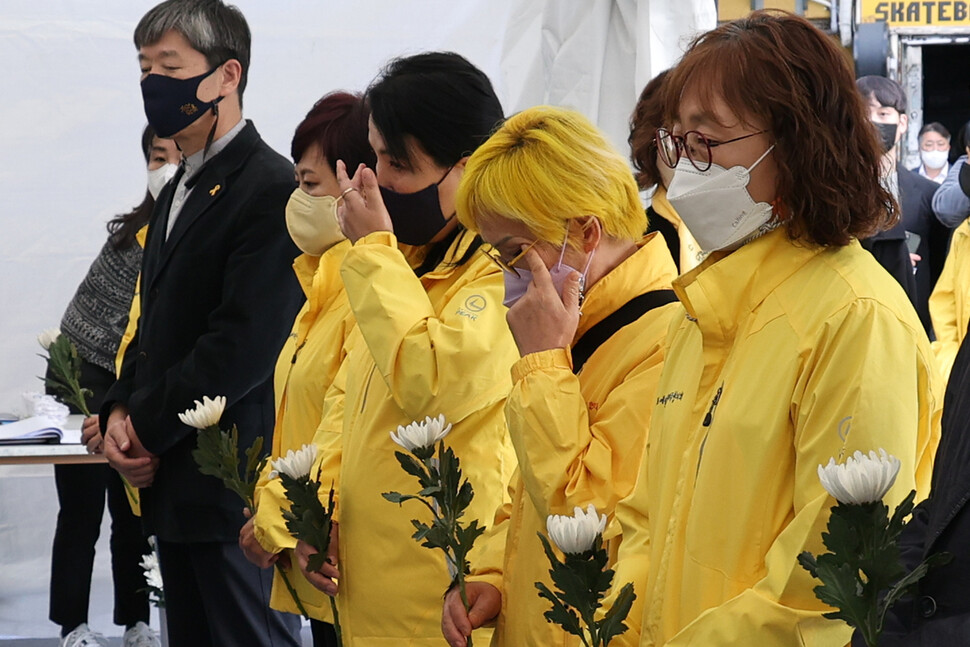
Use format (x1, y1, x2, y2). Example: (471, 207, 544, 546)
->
(696, 383, 723, 478)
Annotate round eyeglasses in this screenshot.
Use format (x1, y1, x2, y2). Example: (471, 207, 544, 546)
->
(654, 127, 768, 172)
(481, 239, 539, 278)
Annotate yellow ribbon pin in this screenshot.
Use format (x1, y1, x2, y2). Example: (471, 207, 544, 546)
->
(209, 184, 221, 196)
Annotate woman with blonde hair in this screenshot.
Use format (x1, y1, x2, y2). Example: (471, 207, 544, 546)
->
(440, 105, 679, 646)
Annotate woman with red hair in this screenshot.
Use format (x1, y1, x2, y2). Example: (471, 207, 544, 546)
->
(611, 11, 941, 646)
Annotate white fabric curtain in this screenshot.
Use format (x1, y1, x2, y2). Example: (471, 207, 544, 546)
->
(502, 0, 717, 155)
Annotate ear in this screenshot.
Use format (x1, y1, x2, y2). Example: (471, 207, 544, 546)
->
(576, 216, 602, 253)
(898, 112, 909, 137)
(453, 155, 470, 174)
(218, 59, 242, 97)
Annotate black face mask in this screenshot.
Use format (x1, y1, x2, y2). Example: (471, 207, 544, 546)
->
(380, 167, 453, 246)
(141, 68, 222, 138)
(873, 121, 898, 154)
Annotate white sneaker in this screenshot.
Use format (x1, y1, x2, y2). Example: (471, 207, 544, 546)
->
(60, 624, 109, 647)
(123, 622, 161, 647)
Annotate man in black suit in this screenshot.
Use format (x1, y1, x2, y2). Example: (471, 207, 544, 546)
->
(100, 1, 303, 645)
(857, 76, 944, 338)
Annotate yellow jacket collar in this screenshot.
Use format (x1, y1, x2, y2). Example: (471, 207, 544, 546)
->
(673, 228, 828, 342)
(293, 239, 352, 312)
(576, 233, 678, 340)
(418, 228, 481, 281)
(650, 186, 683, 229)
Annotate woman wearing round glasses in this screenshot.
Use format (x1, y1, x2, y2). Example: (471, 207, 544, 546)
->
(610, 11, 940, 646)
(439, 105, 679, 646)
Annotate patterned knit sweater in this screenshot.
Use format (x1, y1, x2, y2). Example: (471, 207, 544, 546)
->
(60, 240, 142, 374)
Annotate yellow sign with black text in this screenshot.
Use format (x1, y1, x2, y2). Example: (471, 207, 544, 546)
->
(862, 0, 970, 26)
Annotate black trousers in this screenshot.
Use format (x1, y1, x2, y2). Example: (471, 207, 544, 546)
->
(156, 539, 302, 647)
(48, 359, 151, 631)
(310, 619, 338, 647)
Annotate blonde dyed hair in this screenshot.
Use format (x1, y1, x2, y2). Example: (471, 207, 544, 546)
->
(457, 105, 645, 248)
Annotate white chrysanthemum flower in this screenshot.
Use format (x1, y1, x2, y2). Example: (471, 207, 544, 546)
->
(178, 395, 227, 430)
(389, 414, 452, 452)
(140, 551, 164, 590)
(37, 328, 61, 351)
(546, 504, 608, 555)
(817, 448, 901, 505)
(269, 443, 318, 480)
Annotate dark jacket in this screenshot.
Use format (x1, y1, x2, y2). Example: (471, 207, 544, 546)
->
(877, 321, 970, 645)
(101, 121, 302, 543)
(860, 217, 917, 309)
(897, 165, 945, 337)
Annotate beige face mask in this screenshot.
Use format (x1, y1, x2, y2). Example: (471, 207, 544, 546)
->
(285, 188, 346, 256)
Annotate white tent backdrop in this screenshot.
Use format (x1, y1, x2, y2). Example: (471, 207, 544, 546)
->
(0, 0, 713, 638)
(0, 0, 714, 412)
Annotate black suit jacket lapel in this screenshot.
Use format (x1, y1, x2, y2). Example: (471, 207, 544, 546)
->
(142, 170, 180, 290)
(149, 121, 260, 289)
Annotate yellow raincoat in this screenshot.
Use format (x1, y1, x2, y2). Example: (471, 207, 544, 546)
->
(613, 228, 941, 647)
(252, 241, 355, 620)
(929, 218, 970, 383)
(469, 234, 678, 646)
(313, 230, 518, 646)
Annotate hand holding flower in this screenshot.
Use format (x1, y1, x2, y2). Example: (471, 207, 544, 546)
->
(239, 510, 280, 570)
(81, 415, 102, 454)
(441, 582, 501, 647)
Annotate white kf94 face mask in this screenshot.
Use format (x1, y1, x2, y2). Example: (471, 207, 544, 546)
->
(147, 163, 178, 200)
(666, 145, 776, 253)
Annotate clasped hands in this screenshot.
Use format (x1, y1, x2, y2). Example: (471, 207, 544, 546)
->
(103, 405, 158, 487)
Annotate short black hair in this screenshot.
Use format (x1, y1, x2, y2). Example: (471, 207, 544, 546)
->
(918, 121, 951, 140)
(134, 0, 251, 100)
(366, 52, 504, 169)
(856, 75, 907, 114)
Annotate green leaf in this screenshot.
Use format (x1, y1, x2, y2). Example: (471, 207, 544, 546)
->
(394, 451, 433, 486)
(538, 533, 601, 632)
(536, 582, 588, 644)
(878, 551, 953, 632)
(598, 582, 636, 646)
(807, 554, 872, 635)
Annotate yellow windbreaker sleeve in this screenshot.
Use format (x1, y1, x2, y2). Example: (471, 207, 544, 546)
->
(339, 231, 513, 423)
(929, 221, 970, 382)
(506, 327, 667, 520)
(311, 349, 349, 522)
(467, 476, 516, 596)
(659, 299, 941, 646)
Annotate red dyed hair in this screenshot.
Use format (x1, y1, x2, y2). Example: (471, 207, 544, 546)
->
(665, 10, 896, 247)
(629, 70, 670, 190)
(291, 91, 376, 172)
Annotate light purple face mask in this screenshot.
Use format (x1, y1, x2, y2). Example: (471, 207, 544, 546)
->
(502, 235, 595, 308)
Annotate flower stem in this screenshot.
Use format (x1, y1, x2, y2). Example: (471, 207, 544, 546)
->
(275, 562, 311, 620)
(458, 574, 473, 647)
(329, 595, 343, 646)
